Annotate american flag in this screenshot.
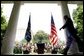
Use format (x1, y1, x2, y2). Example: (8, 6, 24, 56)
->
(25, 14, 31, 42)
(49, 15, 58, 46)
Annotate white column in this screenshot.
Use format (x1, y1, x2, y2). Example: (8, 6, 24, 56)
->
(1, 1, 21, 55)
(59, 1, 79, 55)
(60, 1, 70, 17)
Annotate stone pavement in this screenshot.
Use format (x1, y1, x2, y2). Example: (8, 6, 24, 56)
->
(15, 53, 63, 55)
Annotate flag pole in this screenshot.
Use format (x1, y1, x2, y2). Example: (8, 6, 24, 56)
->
(29, 12, 33, 45)
(29, 12, 34, 53)
(51, 12, 54, 47)
(29, 12, 31, 16)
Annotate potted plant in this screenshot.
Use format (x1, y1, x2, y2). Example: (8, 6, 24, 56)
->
(33, 31, 50, 54)
(36, 33, 45, 54)
(37, 43, 45, 54)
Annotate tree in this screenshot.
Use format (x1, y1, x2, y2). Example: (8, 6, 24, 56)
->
(33, 30, 50, 43)
(1, 8, 8, 47)
(73, 5, 83, 41)
(1, 8, 7, 39)
(73, 5, 83, 51)
(20, 39, 27, 44)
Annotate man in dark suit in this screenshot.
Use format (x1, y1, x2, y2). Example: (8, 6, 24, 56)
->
(59, 15, 82, 55)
